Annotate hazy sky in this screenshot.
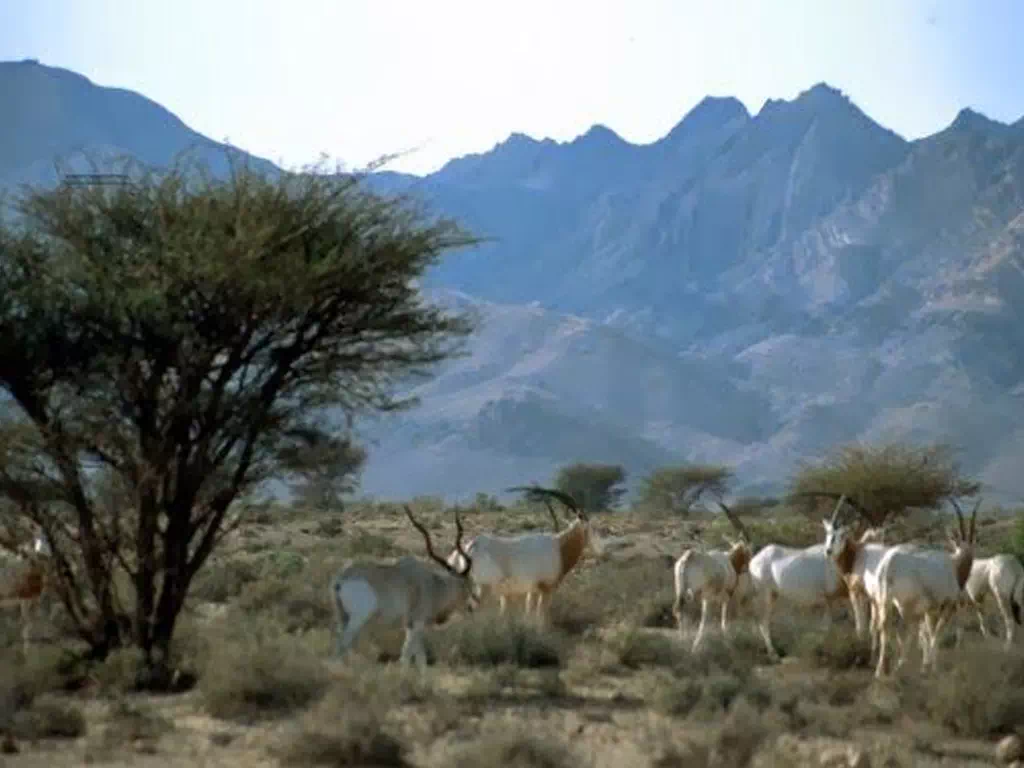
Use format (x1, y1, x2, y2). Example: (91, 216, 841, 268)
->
(3, 0, 1023, 175)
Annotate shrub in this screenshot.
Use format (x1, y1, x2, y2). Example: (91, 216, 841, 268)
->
(450, 725, 577, 768)
(199, 625, 328, 721)
(437, 614, 567, 668)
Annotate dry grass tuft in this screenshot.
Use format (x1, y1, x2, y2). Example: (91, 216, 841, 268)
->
(199, 624, 328, 721)
(449, 721, 578, 768)
(273, 669, 430, 767)
(437, 613, 569, 668)
(908, 640, 1024, 736)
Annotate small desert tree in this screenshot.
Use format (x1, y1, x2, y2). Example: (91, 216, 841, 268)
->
(281, 430, 368, 512)
(0, 154, 477, 676)
(636, 463, 733, 515)
(787, 441, 980, 526)
(553, 463, 626, 512)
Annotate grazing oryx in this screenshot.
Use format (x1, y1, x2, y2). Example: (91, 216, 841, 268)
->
(331, 506, 477, 668)
(874, 499, 979, 678)
(0, 524, 53, 654)
(447, 486, 603, 621)
(816, 495, 909, 656)
(747, 495, 862, 660)
(672, 500, 753, 652)
(961, 554, 1024, 648)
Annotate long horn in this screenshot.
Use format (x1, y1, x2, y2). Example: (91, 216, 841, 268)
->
(543, 500, 562, 532)
(969, 498, 981, 542)
(508, 485, 585, 521)
(790, 491, 871, 524)
(948, 498, 968, 541)
(830, 494, 848, 525)
(716, 499, 751, 545)
(404, 505, 469, 576)
(452, 508, 473, 575)
(507, 486, 564, 531)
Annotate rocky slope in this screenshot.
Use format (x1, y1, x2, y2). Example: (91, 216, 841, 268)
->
(3, 60, 1024, 503)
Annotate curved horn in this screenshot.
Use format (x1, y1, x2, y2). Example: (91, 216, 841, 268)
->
(790, 491, 870, 525)
(452, 508, 473, 575)
(404, 505, 471, 577)
(507, 486, 563, 531)
(543, 500, 562, 532)
(948, 498, 968, 541)
(508, 485, 585, 521)
(715, 499, 751, 545)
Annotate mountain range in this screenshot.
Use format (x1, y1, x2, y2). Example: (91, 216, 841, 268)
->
(4, 59, 1024, 504)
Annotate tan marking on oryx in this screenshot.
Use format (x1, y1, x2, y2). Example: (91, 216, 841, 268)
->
(555, 522, 589, 585)
(834, 536, 858, 581)
(728, 546, 751, 579)
(955, 551, 973, 591)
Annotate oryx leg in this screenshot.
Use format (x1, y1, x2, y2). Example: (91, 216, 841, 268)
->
(720, 595, 731, 634)
(875, 602, 892, 679)
(972, 593, 991, 638)
(400, 622, 428, 669)
(334, 580, 376, 657)
(919, 613, 936, 669)
(992, 591, 1015, 648)
(533, 586, 552, 625)
(757, 592, 780, 660)
(692, 597, 711, 653)
(868, 598, 881, 657)
(849, 590, 866, 637)
(523, 591, 535, 617)
(927, 605, 956, 669)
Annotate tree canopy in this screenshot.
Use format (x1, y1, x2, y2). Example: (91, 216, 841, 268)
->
(0, 155, 478, 677)
(636, 463, 733, 515)
(787, 441, 980, 526)
(553, 463, 626, 512)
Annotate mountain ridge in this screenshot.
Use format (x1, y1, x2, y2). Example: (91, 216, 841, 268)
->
(4, 59, 1024, 503)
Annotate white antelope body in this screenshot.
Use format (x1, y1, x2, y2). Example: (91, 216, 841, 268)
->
(874, 500, 978, 678)
(332, 506, 477, 668)
(963, 554, 1024, 647)
(672, 501, 753, 651)
(747, 498, 862, 660)
(447, 487, 602, 620)
(817, 495, 912, 656)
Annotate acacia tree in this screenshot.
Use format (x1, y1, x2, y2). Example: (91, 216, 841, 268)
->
(281, 429, 368, 511)
(0, 156, 477, 677)
(554, 463, 626, 512)
(787, 441, 980, 526)
(636, 463, 733, 515)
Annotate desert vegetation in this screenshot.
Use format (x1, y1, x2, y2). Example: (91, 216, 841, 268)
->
(1, 156, 1024, 767)
(1, 489, 1023, 766)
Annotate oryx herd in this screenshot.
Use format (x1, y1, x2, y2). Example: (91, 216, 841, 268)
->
(1, 486, 1020, 682)
(330, 484, 1020, 680)
(674, 493, 1024, 678)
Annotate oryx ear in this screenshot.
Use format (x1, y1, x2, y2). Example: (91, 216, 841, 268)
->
(822, 519, 831, 530)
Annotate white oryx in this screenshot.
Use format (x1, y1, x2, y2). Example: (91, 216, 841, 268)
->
(0, 524, 54, 654)
(331, 506, 477, 668)
(747, 495, 863, 659)
(815, 494, 910, 657)
(874, 499, 979, 678)
(672, 500, 753, 652)
(447, 486, 603, 621)
(962, 553, 1024, 648)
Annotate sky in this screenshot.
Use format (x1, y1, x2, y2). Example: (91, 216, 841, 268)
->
(3, 0, 1024, 175)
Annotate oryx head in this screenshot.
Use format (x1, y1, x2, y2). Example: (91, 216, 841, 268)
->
(404, 505, 479, 616)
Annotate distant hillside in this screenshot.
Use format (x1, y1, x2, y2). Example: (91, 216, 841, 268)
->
(0, 59, 276, 189)
(3, 61, 1024, 503)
